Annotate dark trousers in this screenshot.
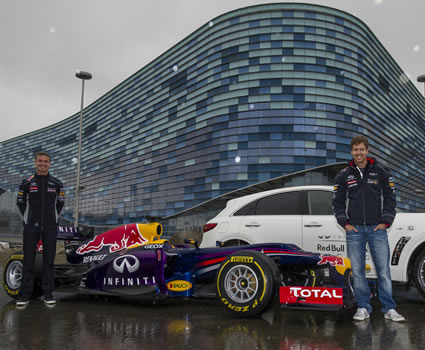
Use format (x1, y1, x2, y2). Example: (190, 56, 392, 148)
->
(20, 226, 57, 299)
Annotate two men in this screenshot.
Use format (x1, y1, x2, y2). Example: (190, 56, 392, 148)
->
(16, 152, 64, 307)
(333, 136, 404, 322)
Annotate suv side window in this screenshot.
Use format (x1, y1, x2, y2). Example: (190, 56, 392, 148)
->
(256, 191, 300, 215)
(233, 200, 257, 216)
(306, 190, 333, 215)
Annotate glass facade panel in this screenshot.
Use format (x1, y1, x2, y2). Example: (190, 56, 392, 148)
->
(1, 3, 425, 230)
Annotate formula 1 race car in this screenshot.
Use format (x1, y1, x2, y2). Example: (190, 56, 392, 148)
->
(3, 221, 355, 317)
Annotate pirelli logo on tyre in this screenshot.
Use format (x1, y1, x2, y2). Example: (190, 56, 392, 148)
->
(230, 256, 254, 263)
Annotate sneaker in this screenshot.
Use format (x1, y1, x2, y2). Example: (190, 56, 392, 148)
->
(384, 309, 405, 322)
(16, 298, 29, 308)
(353, 308, 370, 321)
(43, 294, 56, 306)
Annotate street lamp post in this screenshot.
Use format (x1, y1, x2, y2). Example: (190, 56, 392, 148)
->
(74, 70, 92, 227)
(418, 74, 425, 97)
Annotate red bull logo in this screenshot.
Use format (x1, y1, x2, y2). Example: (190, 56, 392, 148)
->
(317, 254, 345, 266)
(76, 224, 148, 254)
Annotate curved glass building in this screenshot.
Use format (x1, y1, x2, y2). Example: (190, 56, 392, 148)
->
(1, 3, 424, 229)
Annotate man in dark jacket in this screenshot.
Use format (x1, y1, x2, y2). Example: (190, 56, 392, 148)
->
(16, 152, 64, 307)
(333, 136, 404, 322)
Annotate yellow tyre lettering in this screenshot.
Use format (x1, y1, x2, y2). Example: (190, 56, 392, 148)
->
(252, 299, 258, 309)
(242, 305, 250, 312)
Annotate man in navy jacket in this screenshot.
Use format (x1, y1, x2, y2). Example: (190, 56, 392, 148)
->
(333, 136, 404, 322)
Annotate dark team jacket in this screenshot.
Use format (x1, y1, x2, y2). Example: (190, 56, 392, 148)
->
(17, 173, 65, 230)
(332, 157, 396, 228)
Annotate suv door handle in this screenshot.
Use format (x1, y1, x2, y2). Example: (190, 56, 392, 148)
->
(245, 223, 261, 227)
(304, 224, 323, 227)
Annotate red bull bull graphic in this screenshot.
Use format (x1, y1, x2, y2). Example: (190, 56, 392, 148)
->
(76, 224, 148, 254)
(317, 254, 345, 266)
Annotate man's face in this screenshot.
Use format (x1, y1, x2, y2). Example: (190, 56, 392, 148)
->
(35, 155, 51, 175)
(351, 143, 368, 166)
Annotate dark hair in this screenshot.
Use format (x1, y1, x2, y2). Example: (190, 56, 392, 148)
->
(34, 151, 51, 161)
(350, 136, 369, 150)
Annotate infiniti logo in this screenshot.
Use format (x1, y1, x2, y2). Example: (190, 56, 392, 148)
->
(113, 255, 140, 273)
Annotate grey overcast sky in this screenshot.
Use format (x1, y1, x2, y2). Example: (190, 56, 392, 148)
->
(0, 0, 424, 142)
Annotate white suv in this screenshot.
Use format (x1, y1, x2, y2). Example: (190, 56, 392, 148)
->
(200, 185, 425, 299)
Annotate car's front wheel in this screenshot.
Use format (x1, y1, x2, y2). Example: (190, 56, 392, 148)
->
(413, 250, 425, 298)
(3, 251, 42, 299)
(216, 250, 280, 318)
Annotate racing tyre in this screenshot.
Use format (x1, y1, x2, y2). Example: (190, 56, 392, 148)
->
(413, 250, 425, 298)
(216, 250, 280, 318)
(3, 251, 43, 299)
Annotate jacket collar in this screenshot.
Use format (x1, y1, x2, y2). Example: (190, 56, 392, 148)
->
(348, 157, 376, 168)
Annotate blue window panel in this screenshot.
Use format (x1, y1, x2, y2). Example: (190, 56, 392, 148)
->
(294, 86, 305, 93)
(305, 26, 316, 33)
(230, 17, 239, 25)
(283, 11, 294, 17)
(316, 57, 326, 65)
(260, 64, 271, 71)
(282, 48, 294, 55)
(259, 87, 270, 94)
(335, 17, 344, 25)
(305, 12, 316, 19)
(250, 20, 260, 27)
(344, 48, 352, 56)
(344, 27, 351, 35)
(249, 57, 259, 65)
(326, 44, 336, 52)
(271, 18, 282, 25)
(239, 66, 249, 74)
(250, 43, 260, 50)
(282, 25, 294, 32)
(294, 94, 305, 102)
(238, 96, 248, 104)
(294, 33, 305, 40)
(336, 54, 344, 61)
(271, 41, 282, 48)
(326, 29, 336, 37)
(248, 88, 259, 96)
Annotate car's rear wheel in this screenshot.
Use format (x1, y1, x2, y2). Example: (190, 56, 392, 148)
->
(216, 250, 279, 318)
(413, 250, 425, 298)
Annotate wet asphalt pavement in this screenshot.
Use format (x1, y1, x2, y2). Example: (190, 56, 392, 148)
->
(1, 249, 425, 350)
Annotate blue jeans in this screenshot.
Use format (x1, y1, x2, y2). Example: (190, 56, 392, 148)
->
(346, 225, 396, 313)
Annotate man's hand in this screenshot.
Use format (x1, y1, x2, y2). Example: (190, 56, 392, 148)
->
(374, 223, 387, 231)
(345, 224, 358, 232)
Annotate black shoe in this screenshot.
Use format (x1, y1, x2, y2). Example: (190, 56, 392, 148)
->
(16, 298, 30, 308)
(43, 294, 56, 306)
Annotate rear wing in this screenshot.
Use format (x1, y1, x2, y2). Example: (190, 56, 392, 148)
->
(57, 226, 94, 241)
